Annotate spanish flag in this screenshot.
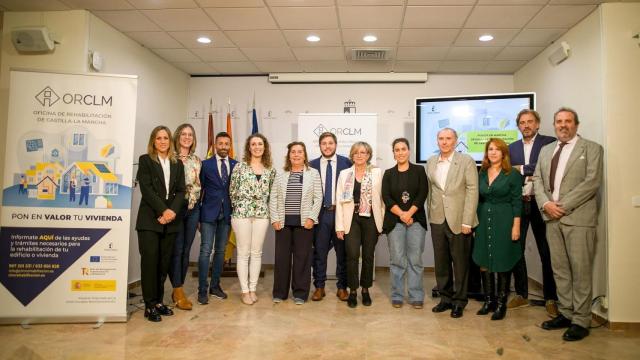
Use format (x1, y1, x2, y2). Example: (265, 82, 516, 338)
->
(224, 98, 236, 262)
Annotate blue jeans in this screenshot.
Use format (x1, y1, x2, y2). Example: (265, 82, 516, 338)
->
(169, 204, 200, 288)
(388, 222, 426, 303)
(198, 216, 230, 294)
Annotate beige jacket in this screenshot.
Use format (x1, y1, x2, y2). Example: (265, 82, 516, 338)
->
(425, 152, 479, 234)
(533, 137, 603, 226)
(335, 166, 384, 234)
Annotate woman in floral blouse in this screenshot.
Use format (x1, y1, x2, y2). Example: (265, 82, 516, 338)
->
(229, 133, 276, 305)
(169, 123, 201, 310)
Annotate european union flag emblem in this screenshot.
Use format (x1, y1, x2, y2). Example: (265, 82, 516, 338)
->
(90, 256, 100, 262)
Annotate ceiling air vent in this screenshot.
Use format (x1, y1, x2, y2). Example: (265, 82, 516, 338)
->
(351, 48, 391, 61)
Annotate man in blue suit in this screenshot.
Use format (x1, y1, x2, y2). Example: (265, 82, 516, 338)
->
(508, 109, 558, 316)
(197, 132, 237, 305)
(310, 132, 352, 301)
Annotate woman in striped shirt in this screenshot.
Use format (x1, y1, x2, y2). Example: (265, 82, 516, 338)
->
(269, 142, 322, 304)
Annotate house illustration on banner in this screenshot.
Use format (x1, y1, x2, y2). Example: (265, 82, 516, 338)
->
(36, 176, 58, 200)
(61, 162, 119, 196)
(24, 162, 64, 199)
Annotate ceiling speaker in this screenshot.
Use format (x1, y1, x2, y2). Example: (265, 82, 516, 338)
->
(548, 41, 570, 66)
(11, 26, 56, 53)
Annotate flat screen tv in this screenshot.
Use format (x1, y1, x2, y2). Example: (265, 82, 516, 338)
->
(415, 92, 535, 163)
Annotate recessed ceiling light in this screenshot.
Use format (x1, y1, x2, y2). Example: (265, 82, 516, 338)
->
(479, 34, 494, 42)
(306, 35, 320, 42)
(363, 35, 377, 42)
(197, 36, 212, 44)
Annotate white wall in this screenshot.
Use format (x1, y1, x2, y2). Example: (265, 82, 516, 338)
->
(0, 10, 90, 194)
(188, 74, 514, 267)
(0, 10, 190, 284)
(600, 2, 640, 324)
(514, 8, 607, 304)
(86, 14, 189, 283)
(515, 2, 640, 324)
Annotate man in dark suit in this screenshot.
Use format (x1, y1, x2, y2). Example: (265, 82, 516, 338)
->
(533, 107, 603, 341)
(508, 109, 558, 317)
(310, 132, 352, 301)
(197, 132, 237, 305)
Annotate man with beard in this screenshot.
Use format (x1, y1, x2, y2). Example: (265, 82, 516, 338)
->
(310, 132, 352, 301)
(508, 109, 558, 316)
(198, 132, 237, 305)
(534, 108, 603, 341)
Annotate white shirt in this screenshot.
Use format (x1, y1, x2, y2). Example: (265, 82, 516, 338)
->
(158, 155, 170, 199)
(216, 155, 230, 179)
(522, 133, 537, 195)
(320, 154, 337, 205)
(551, 135, 579, 202)
(435, 152, 454, 190)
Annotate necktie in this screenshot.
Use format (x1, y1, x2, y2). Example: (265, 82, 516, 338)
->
(549, 142, 567, 194)
(220, 158, 228, 185)
(324, 159, 332, 208)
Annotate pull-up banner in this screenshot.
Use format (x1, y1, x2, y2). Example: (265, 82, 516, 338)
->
(0, 70, 137, 324)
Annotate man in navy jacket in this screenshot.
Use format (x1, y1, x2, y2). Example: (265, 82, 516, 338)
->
(198, 132, 237, 305)
(310, 132, 352, 301)
(508, 109, 558, 316)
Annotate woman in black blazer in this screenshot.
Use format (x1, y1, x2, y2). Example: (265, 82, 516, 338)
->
(381, 138, 429, 309)
(136, 125, 186, 322)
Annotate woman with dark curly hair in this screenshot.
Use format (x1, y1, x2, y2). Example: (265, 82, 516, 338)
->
(229, 133, 276, 305)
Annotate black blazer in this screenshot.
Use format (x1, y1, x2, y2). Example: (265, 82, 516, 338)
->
(508, 134, 556, 177)
(135, 154, 186, 233)
(381, 163, 429, 234)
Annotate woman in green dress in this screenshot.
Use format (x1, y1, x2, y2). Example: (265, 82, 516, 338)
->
(473, 138, 522, 320)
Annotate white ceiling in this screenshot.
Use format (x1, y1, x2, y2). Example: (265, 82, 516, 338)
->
(1, 0, 636, 75)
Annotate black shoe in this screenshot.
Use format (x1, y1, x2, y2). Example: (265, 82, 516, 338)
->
(491, 272, 509, 320)
(197, 292, 208, 305)
(477, 271, 496, 316)
(432, 301, 452, 313)
(542, 314, 572, 330)
(491, 302, 507, 320)
(144, 307, 162, 322)
(209, 285, 228, 300)
(347, 292, 357, 308)
(477, 296, 497, 315)
(563, 324, 590, 341)
(155, 303, 174, 316)
(451, 304, 464, 318)
(361, 291, 372, 306)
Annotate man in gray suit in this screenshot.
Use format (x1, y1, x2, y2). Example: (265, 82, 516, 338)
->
(426, 128, 479, 318)
(533, 107, 603, 341)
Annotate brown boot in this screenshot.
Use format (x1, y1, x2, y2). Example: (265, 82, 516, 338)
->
(312, 288, 326, 301)
(336, 288, 349, 301)
(172, 287, 192, 310)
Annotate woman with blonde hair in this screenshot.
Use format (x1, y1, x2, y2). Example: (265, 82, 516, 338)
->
(335, 142, 384, 308)
(168, 123, 201, 310)
(229, 133, 276, 305)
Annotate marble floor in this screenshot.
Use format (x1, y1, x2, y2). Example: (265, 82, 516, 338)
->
(0, 269, 638, 360)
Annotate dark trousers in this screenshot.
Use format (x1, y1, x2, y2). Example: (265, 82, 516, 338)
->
(138, 229, 177, 307)
(273, 225, 314, 301)
(169, 204, 200, 288)
(431, 221, 472, 307)
(511, 198, 558, 301)
(313, 208, 347, 290)
(345, 215, 378, 290)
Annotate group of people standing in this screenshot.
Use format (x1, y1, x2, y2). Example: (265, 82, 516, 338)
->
(134, 106, 602, 342)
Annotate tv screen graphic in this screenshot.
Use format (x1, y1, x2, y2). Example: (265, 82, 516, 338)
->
(415, 93, 535, 163)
